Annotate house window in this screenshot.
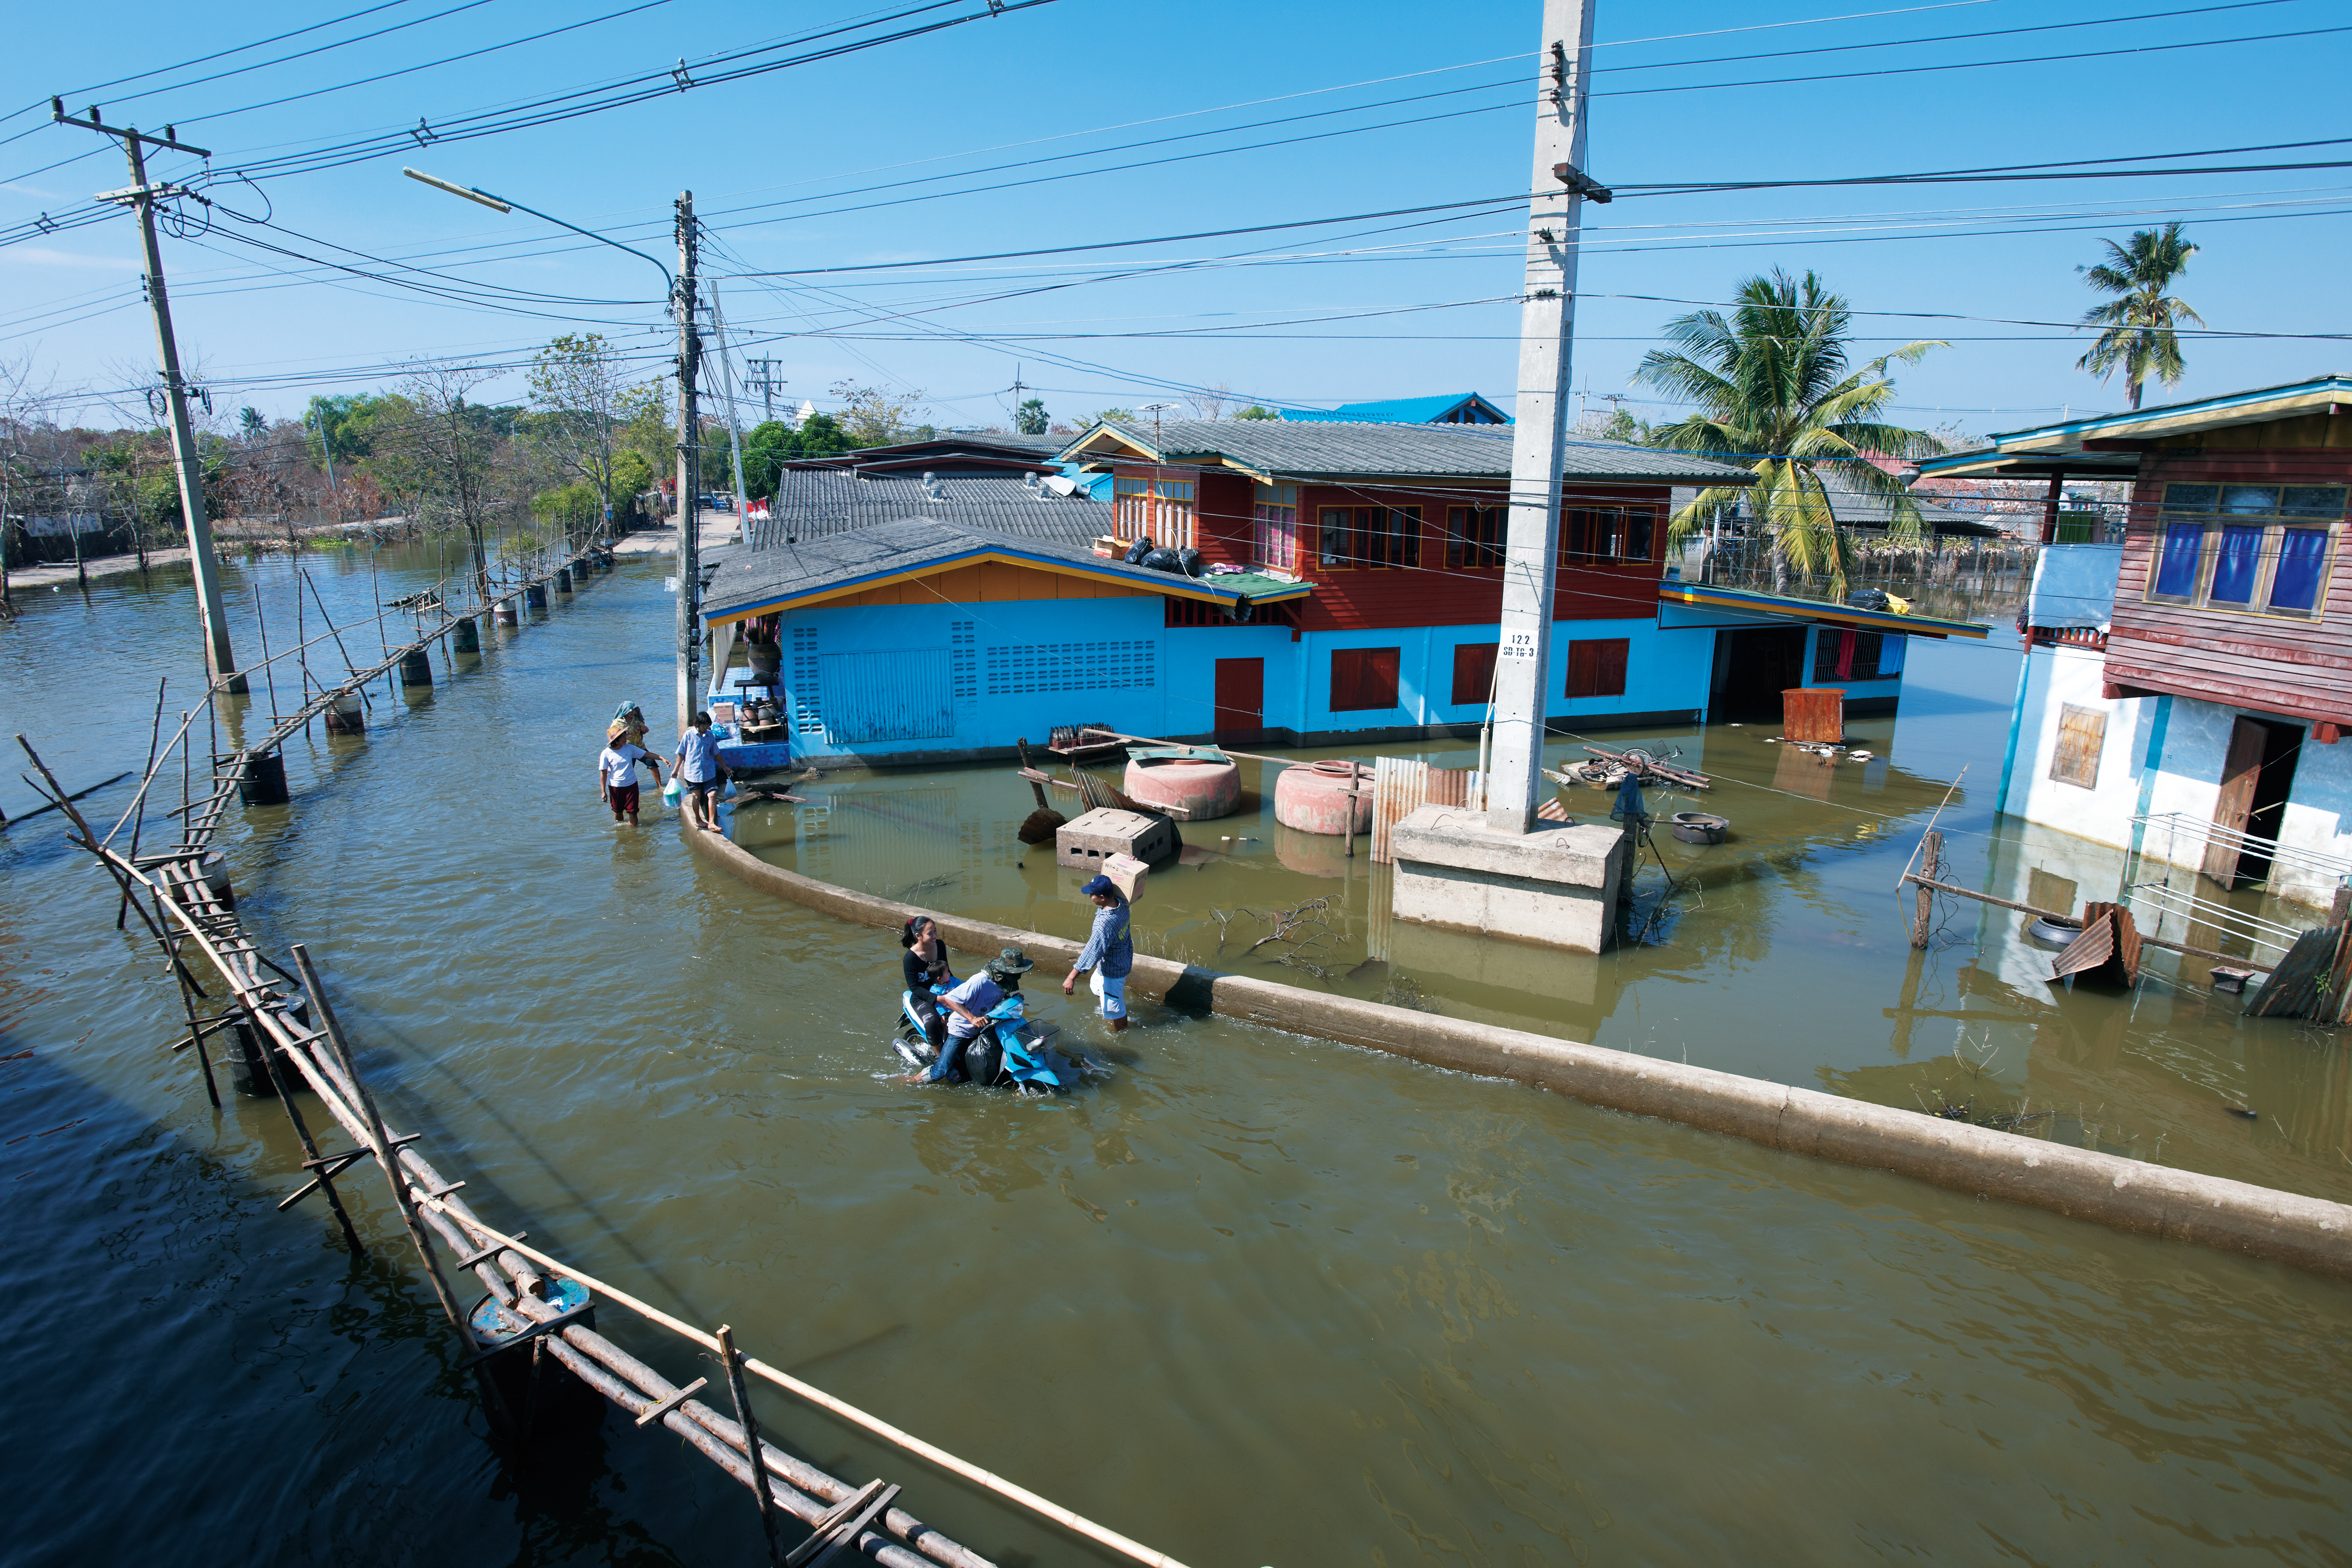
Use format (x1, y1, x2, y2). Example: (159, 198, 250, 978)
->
(1330, 646, 1401, 711)
(1115, 473, 1196, 549)
(1813, 629, 1889, 681)
(1565, 637, 1628, 699)
(2148, 482, 2343, 618)
(1563, 507, 1654, 564)
(1318, 506, 1421, 570)
(1445, 506, 1506, 569)
(1252, 483, 1298, 573)
(2050, 703, 2107, 789)
(1451, 642, 1498, 706)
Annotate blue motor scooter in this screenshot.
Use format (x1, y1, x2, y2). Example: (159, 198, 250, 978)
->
(893, 986, 1083, 1093)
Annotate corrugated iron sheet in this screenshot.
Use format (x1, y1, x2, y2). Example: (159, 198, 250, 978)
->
(1371, 761, 1483, 863)
(821, 650, 954, 744)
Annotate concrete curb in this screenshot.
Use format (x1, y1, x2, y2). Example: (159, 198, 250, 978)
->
(683, 823, 2352, 1281)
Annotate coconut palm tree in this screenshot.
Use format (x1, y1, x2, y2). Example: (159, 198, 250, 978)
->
(2076, 223, 2202, 410)
(1633, 269, 1945, 596)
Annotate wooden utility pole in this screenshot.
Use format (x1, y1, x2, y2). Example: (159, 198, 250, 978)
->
(54, 102, 244, 693)
(673, 192, 701, 737)
(1486, 0, 1601, 832)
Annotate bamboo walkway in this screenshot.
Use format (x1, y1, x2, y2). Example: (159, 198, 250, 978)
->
(13, 547, 1191, 1568)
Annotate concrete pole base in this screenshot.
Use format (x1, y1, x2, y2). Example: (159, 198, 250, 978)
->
(1389, 804, 1625, 953)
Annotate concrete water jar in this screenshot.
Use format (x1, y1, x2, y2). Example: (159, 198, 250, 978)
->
(1273, 760, 1373, 836)
(1122, 747, 1241, 821)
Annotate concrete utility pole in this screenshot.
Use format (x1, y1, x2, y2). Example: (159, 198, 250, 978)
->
(1487, 0, 1599, 833)
(747, 357, 784, 424)
(707, 280, 752, 523)
(56, 102, 243, 692)
(673, 191, 702, 737)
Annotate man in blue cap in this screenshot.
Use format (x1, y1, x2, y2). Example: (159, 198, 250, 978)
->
(1062, 875, 1133, 1032)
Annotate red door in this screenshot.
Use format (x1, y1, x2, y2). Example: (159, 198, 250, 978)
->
(1213, 657, 1264, 737)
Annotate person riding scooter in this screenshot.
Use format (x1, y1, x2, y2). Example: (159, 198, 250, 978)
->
(905, 947, 1034, 1084)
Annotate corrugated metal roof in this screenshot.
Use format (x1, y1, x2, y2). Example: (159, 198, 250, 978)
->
(748, 470, 1103, 550)
(1669, 472, 2007, 537)
(1060, 419, 1756, 485)
(703, 517, 1312, 623)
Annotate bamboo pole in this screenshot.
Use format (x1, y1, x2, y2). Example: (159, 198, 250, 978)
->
(719, 1323, 787, 1567)
(407, 1200, 1193, 1568)
(237, 990, 365, 1257)
(118, 678, 168, 928)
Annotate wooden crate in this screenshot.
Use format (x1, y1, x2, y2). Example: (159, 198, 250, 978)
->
(1782, 687, 1846, 745)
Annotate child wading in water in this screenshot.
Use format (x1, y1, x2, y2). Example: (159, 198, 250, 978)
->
(597, 722, 662, 826)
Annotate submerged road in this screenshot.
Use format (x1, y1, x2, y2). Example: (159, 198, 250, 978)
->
(3, 541, 2348, 1566)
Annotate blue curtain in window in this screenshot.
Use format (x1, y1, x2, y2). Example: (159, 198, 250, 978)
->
(2271, 527, 2329, 612)
(2153, 524, 2203, 596)
(2208, 525, 2264, 604)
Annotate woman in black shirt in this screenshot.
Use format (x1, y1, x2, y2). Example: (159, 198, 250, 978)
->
(901, 915, 954, 1054)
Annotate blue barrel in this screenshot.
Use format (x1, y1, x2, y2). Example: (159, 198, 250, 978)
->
(524, 583, 548, 610)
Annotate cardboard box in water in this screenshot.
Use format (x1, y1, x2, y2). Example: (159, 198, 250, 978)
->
(1101, 852, 1148, 903)
(1056, 807, 1174, 870)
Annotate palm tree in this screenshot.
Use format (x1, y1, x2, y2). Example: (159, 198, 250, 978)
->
(2076, 223, 2202, 410)
(1633, 269, 1945, 596)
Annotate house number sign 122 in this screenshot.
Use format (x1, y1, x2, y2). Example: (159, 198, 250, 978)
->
(1501, 633, 1538, 660)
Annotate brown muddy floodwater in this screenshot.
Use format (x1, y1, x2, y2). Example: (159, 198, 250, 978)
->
(3, 544, 2349, 1568)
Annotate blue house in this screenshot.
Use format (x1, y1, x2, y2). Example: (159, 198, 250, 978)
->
(699, 421, 1976, 769)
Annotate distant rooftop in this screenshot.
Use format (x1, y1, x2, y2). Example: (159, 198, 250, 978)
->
(748, 469, 1100, 551)
(1277, 392, 1509, 426)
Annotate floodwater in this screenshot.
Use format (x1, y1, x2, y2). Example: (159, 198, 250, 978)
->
(3, 544, 2349, 1568)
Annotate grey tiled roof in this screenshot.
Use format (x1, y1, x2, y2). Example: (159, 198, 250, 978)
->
(1669, 471, 2008, 537)
(1060, 419, 1756, 484)
(703, 517, 1267, 622)
(747, 470, 1103, 550)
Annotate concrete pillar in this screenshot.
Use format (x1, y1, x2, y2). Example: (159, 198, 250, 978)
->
(1389, 806, 1623, 953)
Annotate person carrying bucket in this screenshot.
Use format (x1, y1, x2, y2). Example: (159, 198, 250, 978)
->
(1062, 875, 1133, 1032)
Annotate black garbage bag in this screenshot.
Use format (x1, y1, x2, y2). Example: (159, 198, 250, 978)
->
(1139, 547, 1184, 573)
(1846, 588, 1891, 610)
(1175, 546, 1204, 577)
(1123, 537, 1154, 565)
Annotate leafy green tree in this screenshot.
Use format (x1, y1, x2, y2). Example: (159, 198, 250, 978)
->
(1233, 405, 1277, 420)
(238, 406, 267, 443)
(2076, 222, 2203, 411)
(1634, 268, 1944, 596)
(1085, 407, 1135, 426)
(1015, 398, 1048, 435)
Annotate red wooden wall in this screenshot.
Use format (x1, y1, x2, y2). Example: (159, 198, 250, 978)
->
(2105, 437, 2352, 728)
(1144, 463, 1670, 631)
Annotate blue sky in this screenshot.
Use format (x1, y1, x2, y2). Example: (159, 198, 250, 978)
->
(2, 0, 2346, 439)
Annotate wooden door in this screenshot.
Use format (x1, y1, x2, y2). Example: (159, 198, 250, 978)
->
(2204, 716, 2268, 883)
(1213, 657, 1264, 736)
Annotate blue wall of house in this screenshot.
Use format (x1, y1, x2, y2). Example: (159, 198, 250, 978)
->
(768, 596, 1900, 763)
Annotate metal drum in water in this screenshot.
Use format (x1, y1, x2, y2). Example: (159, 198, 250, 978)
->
(230, 993, 312, 1098)
(452, 616, 480, 654)
(524, 583, 548, 610)
(322, 692, 365, 734)
(1273, 760, 1372, 836)
(1123, 747, 1240, 821)
(554, 568, 573, 593)
(399, 649, 433, 688)
(239, 751, 289, 807)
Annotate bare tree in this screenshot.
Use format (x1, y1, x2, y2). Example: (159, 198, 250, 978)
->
(0, 350, 53, 617)
(1187, 382, 1232, 420)
(525, 333, 662, 548)
(379, 364, 509, 603)
(828, 379, 928, 447)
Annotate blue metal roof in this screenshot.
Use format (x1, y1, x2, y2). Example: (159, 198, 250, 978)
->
(1277, 393, 1510, 425)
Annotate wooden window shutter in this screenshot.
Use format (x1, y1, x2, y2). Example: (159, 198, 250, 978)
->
(2050, 703, 2107, 788)
(1365, 646, 1400, 707)
(1331, 647, 1401, 712)
(1566, 638, 1628, 698)
(1331, 647, 1363, 711)
(1452, 642, 1498, 706)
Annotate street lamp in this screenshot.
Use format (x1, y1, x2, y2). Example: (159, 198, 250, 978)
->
(401, 167, 673, 291)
